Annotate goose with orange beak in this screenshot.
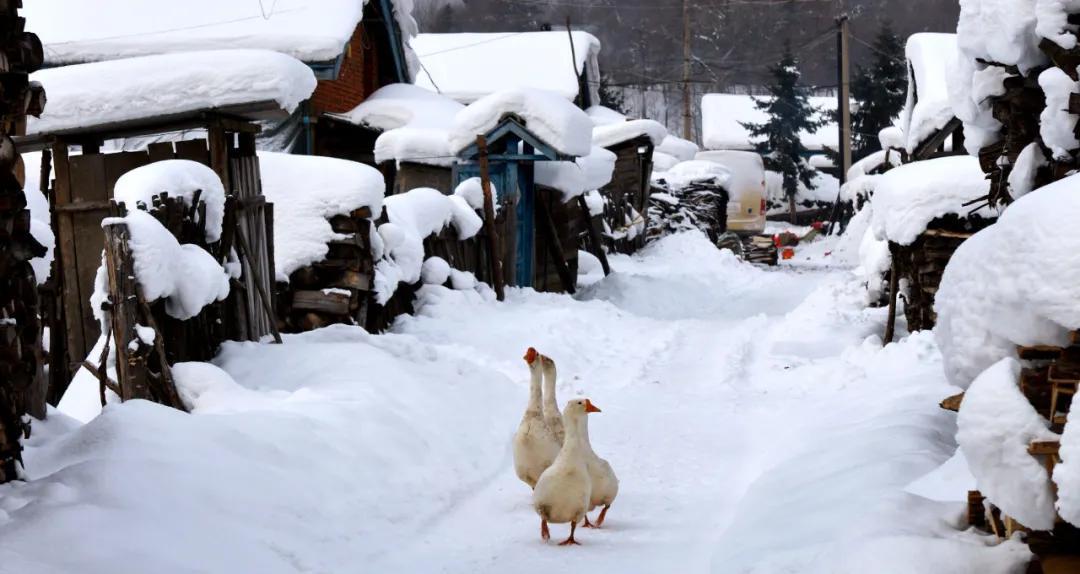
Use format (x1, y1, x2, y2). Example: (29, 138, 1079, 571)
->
(512, 348, 561, 489)
(532, 398, 601, 545)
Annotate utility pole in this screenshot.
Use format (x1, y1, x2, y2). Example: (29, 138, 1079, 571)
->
(681, 0, 693, 141)
(837, 14, 852, 185)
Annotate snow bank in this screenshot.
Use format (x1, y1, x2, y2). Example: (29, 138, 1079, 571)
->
(97, 210, 230, 321)
(258, 152, 386, 281)
(449, 88, 593, 157)
(1057, 410, 1080, 525)
(534, 146, 617, 200)
(374, 187, 482, 304)
(113, 160, 226, 242)
(24, 0, 366, 65)
(840, 149, 901, 203)
(870, 155, 994, 245)
(592, 119, 667, 149)
(903, 34, 959, 153)
(27, 50, 316, 136)
(413, 31, 600, 103)
(454, 177, 498, 213)
(1036, 0, 1080, 50)
(905, 449, 977, 503)
(957, 358, 1058, 530)
(700, 93, 837, 151)
(656, 135, 700, 162)
(936, 174, 1080, 387)
(1038, 67, 1080, 159)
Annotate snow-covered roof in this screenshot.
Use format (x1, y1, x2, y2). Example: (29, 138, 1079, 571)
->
(902, 34, 958, 153)
(26, 50, 316, 137)
(329, 83, 463, 132)
(656, 135, 700, 162)
(694, 150, 764, 202)
(583, 104, 667, 149)
(413, 31, 601, 104)
(534, 146, 617, 201)
(449, 88, 593, 157)
(935, 173, 1080, 389)
(870, 155, 994, 245)
(258, 152, 386, 282)
(700, 93, 838, 152)
(25, 0, 370, 65)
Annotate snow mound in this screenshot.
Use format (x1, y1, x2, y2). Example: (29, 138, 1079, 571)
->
(421, 257, 451, 286)
(258, 152, 385, 281)
(413, 31, 600, 103)
(28, 50, 316, 136)
(1036, 0, 1080, 50)
(957, 0, 1046, 72)
(374, 127, 456, 167)
(870, 155, 994, 245)
(958, 358, 1058, 530)
(454, 177, 498, 212)
(592, 119, 667, 149)
(1057, 410, 1080, 525)
(113, 160, 226, 242)
(902, 34, 959, 153)
(904, 449, 977, 503)
(656, 135, 700, 162)
(534, 146, 617, 201)
(98, 210, 230, 321)
(449, 88, 593, 157)
(652, 151, 680, 173)
(1009, 141, 1049, 199)
(936, 174, 1080, 387)
(1038, 67, 1080, 159)
(374, 188, 482, 304)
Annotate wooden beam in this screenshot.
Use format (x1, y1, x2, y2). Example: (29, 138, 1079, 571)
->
(476, 135, 506, 301)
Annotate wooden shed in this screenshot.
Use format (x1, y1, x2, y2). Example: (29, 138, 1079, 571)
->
(598, 134, 656, 254)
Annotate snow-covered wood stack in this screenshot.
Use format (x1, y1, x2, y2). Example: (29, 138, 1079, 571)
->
(0, 3, 46, 484)
(648, 160, 731, 244)
(259, 152, 384, 332)
(870, 156, 996, 336)
(587, 106, 666, 254)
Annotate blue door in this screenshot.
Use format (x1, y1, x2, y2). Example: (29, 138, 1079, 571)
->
(454, 162, 535, 287)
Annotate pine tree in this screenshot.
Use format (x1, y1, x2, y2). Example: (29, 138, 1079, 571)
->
(851, 22, 906, 159)
(741, 44, 824, 223)
(598, 73, 628, 115)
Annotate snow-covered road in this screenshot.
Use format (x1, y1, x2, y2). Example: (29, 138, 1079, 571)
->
(0, 232, 1030, 573)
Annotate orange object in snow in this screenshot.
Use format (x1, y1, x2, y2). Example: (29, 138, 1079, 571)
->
(782, 247, 795, 260)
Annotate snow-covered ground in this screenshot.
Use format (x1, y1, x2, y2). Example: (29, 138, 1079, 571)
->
(0, 231, 1027, 573)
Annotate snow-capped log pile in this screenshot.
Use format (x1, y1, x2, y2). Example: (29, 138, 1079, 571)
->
(583, 106, 664, 255)
(950, 0, 1080, 206)
(329, 83, 465, 176)
(871, 155, 997, 332)
(0, 3, 46, 484)
(258, 152, 385, 333)
(935, 175, 1080, 538)
(88, 162, 238, 411)
(369, 186, 487, 327)
(649, 160, 731, 244)
(902, 33, 960, 157)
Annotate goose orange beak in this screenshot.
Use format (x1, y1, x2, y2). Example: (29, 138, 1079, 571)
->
(585, 399, 601, 413)
(524, 347, 538, 364)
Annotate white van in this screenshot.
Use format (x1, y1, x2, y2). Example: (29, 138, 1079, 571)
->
(694, 150, 767, 235)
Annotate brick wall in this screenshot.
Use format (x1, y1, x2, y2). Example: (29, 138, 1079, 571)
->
(310, 23, 382, 116)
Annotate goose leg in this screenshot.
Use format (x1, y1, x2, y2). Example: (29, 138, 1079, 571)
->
(595, 505, 611, 527)
(541, 520, 550, 541)
(558, 521, 581, 546)
(582, 515, 595, 528)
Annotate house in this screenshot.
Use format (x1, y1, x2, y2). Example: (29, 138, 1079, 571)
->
(24, 0, 417, 154)
(17, 49, 318, 403)
(413, 31, 601, 108)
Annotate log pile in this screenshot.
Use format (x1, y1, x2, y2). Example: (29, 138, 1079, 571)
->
(0, 1, 46, 483)
(952, 337, 1080, 570)
(276, 208, 375, 332)
(647, 181, 729, 244)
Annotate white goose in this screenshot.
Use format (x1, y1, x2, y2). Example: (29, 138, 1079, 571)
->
(540, 355, 565, 445)
(581, 401, 619, 528)
(513, 347, 561, 489)
(532, 398, 601, 546)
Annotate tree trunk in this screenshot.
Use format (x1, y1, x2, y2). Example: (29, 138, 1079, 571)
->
(788, 194, 797, 224)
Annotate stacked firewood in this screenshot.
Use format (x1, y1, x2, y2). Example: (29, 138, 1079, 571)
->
(276, 208, 374, 332)
(647, 181, 729, 244)
(0, 2, 46, 483)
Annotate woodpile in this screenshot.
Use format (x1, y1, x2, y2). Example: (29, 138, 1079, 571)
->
(948, 336, 1080, 571)
(647, 180, 729, 244)
(888, 215, 995, 333)
(600, 135, 654, 255)
(276, 207, 375, 332)
(0, 1, 46, 483)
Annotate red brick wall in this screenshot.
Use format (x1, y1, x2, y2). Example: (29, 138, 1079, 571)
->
(310, 23, 382, 116)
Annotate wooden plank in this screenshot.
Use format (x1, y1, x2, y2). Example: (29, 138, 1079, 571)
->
(175, 138, 210, 165)
(536, 190, 576, 294)
(146, 142, 175, 162)
(50, 143, 85, 379)
(68, 152, 110, 362)
(1019, 345, 1065, 361)
(1028, 440, 1061, 457)
(292, 290, 351, 315)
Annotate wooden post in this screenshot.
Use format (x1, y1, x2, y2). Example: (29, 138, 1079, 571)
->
(234, 225, 283, 344)
(537, 193, 576, 295)
(883, 254, 900, 346)
(577, 195, 611, 276)
(837, 14, 852, 184)
(681, 0, 693, 140)
(476, 135, 506, 301)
